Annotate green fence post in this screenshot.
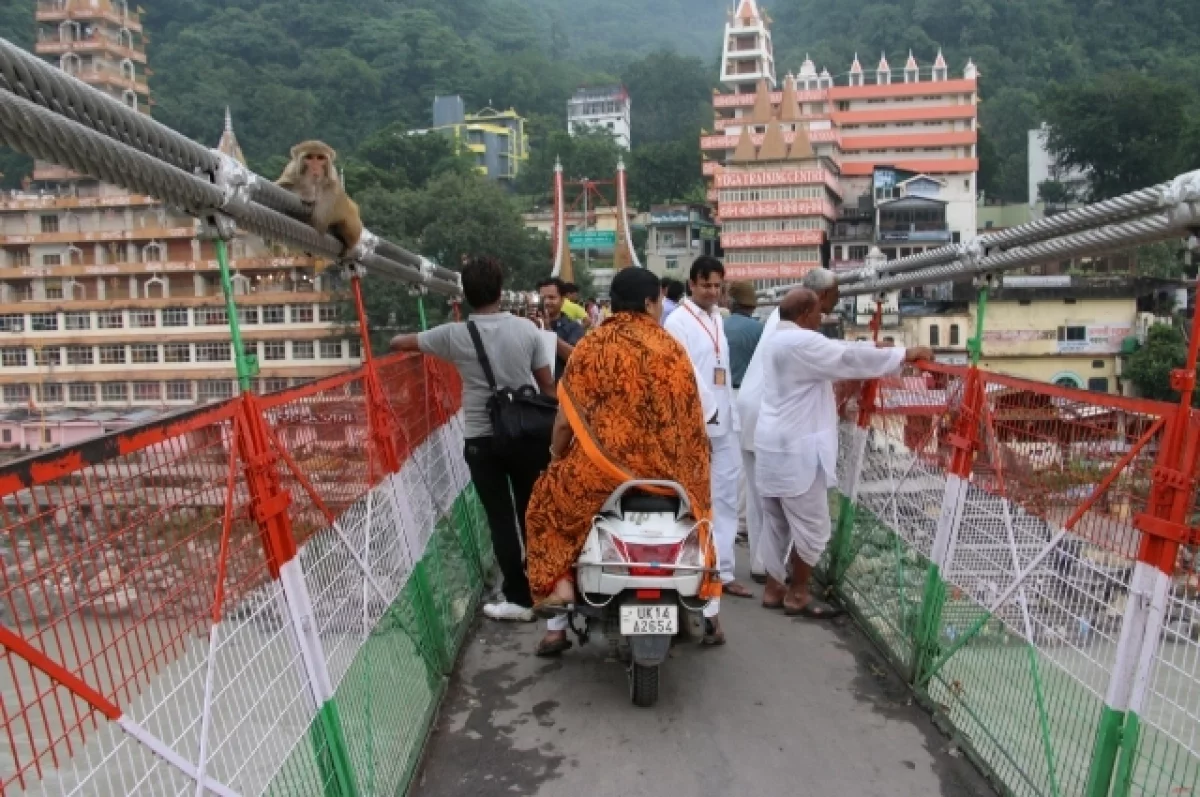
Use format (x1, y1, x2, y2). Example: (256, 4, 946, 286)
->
(213, 238, 257, 394)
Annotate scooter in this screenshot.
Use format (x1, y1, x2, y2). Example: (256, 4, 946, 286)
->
(554, 480, 716, 707)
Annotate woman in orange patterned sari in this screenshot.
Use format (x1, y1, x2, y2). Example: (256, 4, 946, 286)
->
(525, 268, 724, 656)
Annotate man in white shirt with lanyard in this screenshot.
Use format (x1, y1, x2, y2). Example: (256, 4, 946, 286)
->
(665, 256, 754, 639)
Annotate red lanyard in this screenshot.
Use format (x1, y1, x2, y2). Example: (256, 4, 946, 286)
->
(682, 301, 721, 360)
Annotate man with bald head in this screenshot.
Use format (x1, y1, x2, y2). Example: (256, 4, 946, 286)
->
(754, 288, 932, 617)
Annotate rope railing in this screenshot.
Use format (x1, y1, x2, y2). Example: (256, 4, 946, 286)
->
(764, 168, 1200, 300)
(0, 35, 462, 296)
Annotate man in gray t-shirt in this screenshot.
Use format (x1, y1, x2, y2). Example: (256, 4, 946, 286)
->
(417, 313, 551, 439)
(391, 258, 555, 625)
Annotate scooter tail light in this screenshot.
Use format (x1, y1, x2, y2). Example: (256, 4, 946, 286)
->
(597, 526, 627, 564)
(675, 527, 705, 568)
(624, 541, 684, 576)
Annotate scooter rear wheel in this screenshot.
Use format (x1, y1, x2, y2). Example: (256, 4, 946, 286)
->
(629, 663, 660, 708)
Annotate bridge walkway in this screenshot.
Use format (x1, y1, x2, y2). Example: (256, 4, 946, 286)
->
(415, 557, 998, 797)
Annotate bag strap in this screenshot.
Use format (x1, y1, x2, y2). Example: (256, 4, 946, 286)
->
(466, 320, 499, 393)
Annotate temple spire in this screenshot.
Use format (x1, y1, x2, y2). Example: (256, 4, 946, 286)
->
(217, 106, 246, 164)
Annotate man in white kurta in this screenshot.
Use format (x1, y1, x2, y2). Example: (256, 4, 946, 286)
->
(735, 308, 781, 583)
(755, 288, 930, 617)
(665, 257, 753, 631)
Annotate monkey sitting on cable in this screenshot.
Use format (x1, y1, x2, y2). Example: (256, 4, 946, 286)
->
(276, 140, 363, 256)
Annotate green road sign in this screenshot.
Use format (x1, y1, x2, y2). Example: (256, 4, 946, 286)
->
(568, 229, 617, 249)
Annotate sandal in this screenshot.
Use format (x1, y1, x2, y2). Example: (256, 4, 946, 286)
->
(784, 596, 845, 620)
(532, 595, 571, 619)
(723, 581, 755, 599)
(701, 618, 726, 646)
(535, 636, 573, 658)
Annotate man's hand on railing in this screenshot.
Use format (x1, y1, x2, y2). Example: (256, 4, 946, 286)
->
(905, 346, 934, 362)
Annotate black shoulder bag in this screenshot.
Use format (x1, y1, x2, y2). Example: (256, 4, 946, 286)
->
(466, 321, 558, 446)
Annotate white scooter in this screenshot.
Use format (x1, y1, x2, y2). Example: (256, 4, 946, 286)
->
(552, 480, 717, 707)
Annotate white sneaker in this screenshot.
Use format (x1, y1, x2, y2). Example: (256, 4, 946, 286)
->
(483, 601, 535, 623)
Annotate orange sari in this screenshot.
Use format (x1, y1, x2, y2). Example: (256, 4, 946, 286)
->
(525, 312, 720, 602)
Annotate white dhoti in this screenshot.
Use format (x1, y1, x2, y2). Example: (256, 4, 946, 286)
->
(741, 448, 765, 576)
(710, 432, 741, 583)
(758, 471, 831, 585)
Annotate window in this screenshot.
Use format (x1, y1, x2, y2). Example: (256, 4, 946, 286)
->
(1093, 360, 1106, 369)
(41, 428, 51, 444)
(66, 345, 94, 365)
(2, 430, 9, 443)
(196, 342, 231, 362)
(263, 341, 286, 361)
(1058, 326, 1086, 342)
(319, 304, 340, 322)
(64, 311, 91, 331)
(34, 347, 60, 367)
(3, 384, 29, 403)
(928, 325, 940, 347)
(39, 383, 62, 403)
(665, 257, 679, 271)
(162, 307, 189, 327)
(198, 379, 234, 402)
(166, 380, 192, 401)
(290, 305, 314, 323)
(292, 341, 315, 360)
(40, 215, 60, 233)
(31, 313, 58, 331)
(262, 306, 286, 324)
(348, 339, 362, 360)
(238, 307, 258, 325)
(320, 340, 343, 359)
(949, 325, 960, 347)
(1088, 377, 1110, 393)
(131, 343, 159, 364)
(101, 382, 128, 402)
(197, 307, 228, 326)
(133, 381, 161, 401)
(99, 344, 126, 365)
(44, 278, 64, 298)
(7, 249, 30, 268)
(164, 343, 191, 363)
(0, 314, 23, 332)
(262, 377, 288, 393)
(97, 311, 124, 330)
(1, 348, 26, 367)
(131, 310, 157, 328)
(68, 383, 95, 402)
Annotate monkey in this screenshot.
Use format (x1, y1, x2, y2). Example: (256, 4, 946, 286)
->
(276, 140, 363, 255)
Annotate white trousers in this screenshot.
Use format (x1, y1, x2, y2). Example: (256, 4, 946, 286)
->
(710, 432, 741, 583)
(758, 472, 831, 585)
(741, 448, 765, 575)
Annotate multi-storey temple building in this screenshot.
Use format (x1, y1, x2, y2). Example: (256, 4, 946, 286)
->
(705, 0, 980, 289)
(0, 0, 359, 414)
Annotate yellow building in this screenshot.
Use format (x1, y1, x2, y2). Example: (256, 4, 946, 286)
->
(859, 277, 1179, 395)
(419, 96, 528, 185)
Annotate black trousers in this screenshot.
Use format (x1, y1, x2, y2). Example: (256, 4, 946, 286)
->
(463, 436, 550, 608)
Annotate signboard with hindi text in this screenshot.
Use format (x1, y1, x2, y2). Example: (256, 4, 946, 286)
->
(567, 230, 617, 249)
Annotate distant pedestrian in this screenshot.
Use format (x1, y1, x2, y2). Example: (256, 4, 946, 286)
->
(661, 279, 685, 325)
(390, 257, 554, 623)
(538, 277, 585, 381)
(561, 282, 589, 324)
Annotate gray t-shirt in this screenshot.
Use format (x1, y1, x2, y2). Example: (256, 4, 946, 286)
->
(418, 312, 551, 439)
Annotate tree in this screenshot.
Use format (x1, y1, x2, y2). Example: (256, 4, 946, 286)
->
(620, 50, 713, 146)
(1126, 324, 1195, 404)
(1042, 72, 1196, 201)
(1037, 179, 1074, 208)
(628, 140, 704, 210)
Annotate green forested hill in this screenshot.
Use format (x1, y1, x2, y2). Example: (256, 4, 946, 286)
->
(1, 0, 1198, 200)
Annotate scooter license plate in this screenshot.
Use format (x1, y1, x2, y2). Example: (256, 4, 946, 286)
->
(619, 605, 678, 635)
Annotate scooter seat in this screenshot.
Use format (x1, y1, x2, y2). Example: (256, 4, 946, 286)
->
(620, 492, 681, 515)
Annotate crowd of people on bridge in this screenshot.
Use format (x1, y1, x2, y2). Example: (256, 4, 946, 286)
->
(391, 255, 932, 655)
